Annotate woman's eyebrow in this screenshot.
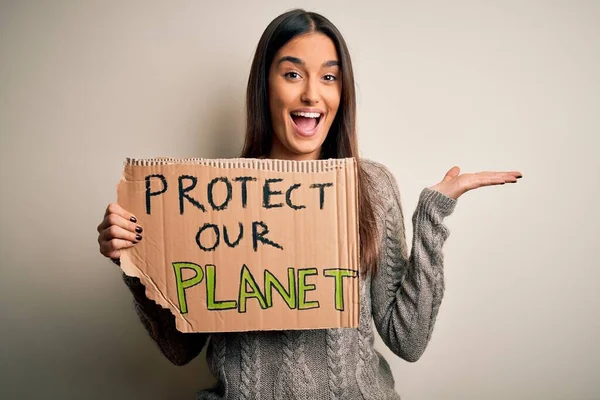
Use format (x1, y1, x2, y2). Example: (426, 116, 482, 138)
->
(278, 56, 304, 66)
(277, 56, 340, 68)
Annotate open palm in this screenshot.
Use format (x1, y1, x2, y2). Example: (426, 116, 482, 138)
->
(429, 166, 523, 200)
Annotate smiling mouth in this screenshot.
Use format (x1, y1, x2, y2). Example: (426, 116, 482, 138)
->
(290, 112, 323, 137)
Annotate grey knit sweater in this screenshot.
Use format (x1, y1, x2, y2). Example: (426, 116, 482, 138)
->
(122, 159, 457, 399)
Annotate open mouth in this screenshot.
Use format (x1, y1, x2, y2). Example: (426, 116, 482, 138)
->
(290, 111, 323, 137)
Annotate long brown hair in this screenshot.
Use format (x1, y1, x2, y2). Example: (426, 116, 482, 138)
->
(241, 9, 380, 275)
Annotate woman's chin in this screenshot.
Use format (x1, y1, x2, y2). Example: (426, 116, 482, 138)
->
(286, 137, 324, 158)
(272, 127, 326, 160)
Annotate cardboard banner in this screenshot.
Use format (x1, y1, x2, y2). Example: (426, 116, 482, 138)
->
(117, 157, 360, 333)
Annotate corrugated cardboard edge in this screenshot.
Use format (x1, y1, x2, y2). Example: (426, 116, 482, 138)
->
(121, 248, 196, 330)
(118, 157, 359, 332)
(124, 157, 353, 173)
(116, 175, 197, 332)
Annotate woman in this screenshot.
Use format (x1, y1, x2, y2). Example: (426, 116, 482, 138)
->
(97, 9, 521, 399)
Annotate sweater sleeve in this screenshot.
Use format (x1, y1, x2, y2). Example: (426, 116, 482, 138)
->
(121, 271, 209, 366)
(369, 166, 457, 362)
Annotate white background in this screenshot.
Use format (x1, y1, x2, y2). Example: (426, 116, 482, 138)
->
(1, 1, 598, 399)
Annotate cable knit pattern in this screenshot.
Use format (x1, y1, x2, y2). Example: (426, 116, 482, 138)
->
(213, 335, 227, 385)
(385, 207, 416, 324)
(356, 275, 386, 400)
(198, 334, 228, 400)
(326, 328, 347, 399)
(122, 159, 457, 400)
(240, 332, 261, 400)
(273, 331, 316, 399)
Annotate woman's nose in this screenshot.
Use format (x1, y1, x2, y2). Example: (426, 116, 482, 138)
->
(301, 79, 320, 104)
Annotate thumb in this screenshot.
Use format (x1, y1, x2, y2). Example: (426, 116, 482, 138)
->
(443, 166, 460, 182)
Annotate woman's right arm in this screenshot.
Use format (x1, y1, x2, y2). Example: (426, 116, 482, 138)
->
(98, 203, 208, 366)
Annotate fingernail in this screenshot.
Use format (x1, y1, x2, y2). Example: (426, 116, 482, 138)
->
(130, 216, 137, 223)
(135, 226, 143, 233)
(136, 234, 142, 241)
(516, 176, 522, 179)
(132, 241, 138, 244)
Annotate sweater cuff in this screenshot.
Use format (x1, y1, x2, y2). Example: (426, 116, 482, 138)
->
(418, 187, 457, 218)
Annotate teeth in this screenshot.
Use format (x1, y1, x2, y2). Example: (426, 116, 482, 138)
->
(291, 111, 321, 118)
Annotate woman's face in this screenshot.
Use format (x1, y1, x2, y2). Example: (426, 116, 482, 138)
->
(268, 32, 342, 160)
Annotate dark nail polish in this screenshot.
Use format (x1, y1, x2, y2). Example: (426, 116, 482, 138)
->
(135, 226, 143, 233)
(130, 216, 137, 223)
(136, 234, 142, 241)
(516, 176, 522, 179)
(132, 241, 138, 244)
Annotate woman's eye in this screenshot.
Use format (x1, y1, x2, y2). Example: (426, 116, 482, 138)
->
(323, 74, 337, 82)
(284, 72, 301, 79)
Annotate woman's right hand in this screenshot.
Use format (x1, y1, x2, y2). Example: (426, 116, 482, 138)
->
(97, 202, 143, 262)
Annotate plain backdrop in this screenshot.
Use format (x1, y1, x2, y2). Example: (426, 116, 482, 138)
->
(1, 1, 599, 399)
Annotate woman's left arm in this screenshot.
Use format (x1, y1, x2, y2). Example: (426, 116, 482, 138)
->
(370, 165, 521, 362)
(370, 171, 456, 362)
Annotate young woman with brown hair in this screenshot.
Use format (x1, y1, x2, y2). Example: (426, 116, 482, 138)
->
(97, 9, 521, 399)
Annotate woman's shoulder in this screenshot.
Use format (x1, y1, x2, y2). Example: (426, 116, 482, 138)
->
(360, 158, 393, 178)
(358, 158, 405, 220)
(359, 158, 400, 196)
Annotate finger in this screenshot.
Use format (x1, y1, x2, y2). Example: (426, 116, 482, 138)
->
(477, 172, 516, 183)
(463, 171, 522, 191)
(481, 171, 522, 180)
(97, 212, 143, 234)
(99, 238, 136, 258)
(104, 202, 137, 223)
(503, 173, 519, 183)
(100, 224, 142, 244)
(462, 174, 504, 191)
(481, 176, 513, 187)
(508, 171, 523, 179)
(443, 166, 461, 181)
(493, 172, 519, 183)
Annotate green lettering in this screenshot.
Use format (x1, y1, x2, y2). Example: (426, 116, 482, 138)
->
(264, 268, 296, 309)
(298, 268, 319, 310)
(206, 264, 237, 310)
(238, 264, 268, 313)
(172, 262, 204, 314)
(324, 269, 358, 311)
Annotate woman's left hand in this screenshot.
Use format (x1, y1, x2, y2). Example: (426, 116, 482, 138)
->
(428, 166, 523, 200)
